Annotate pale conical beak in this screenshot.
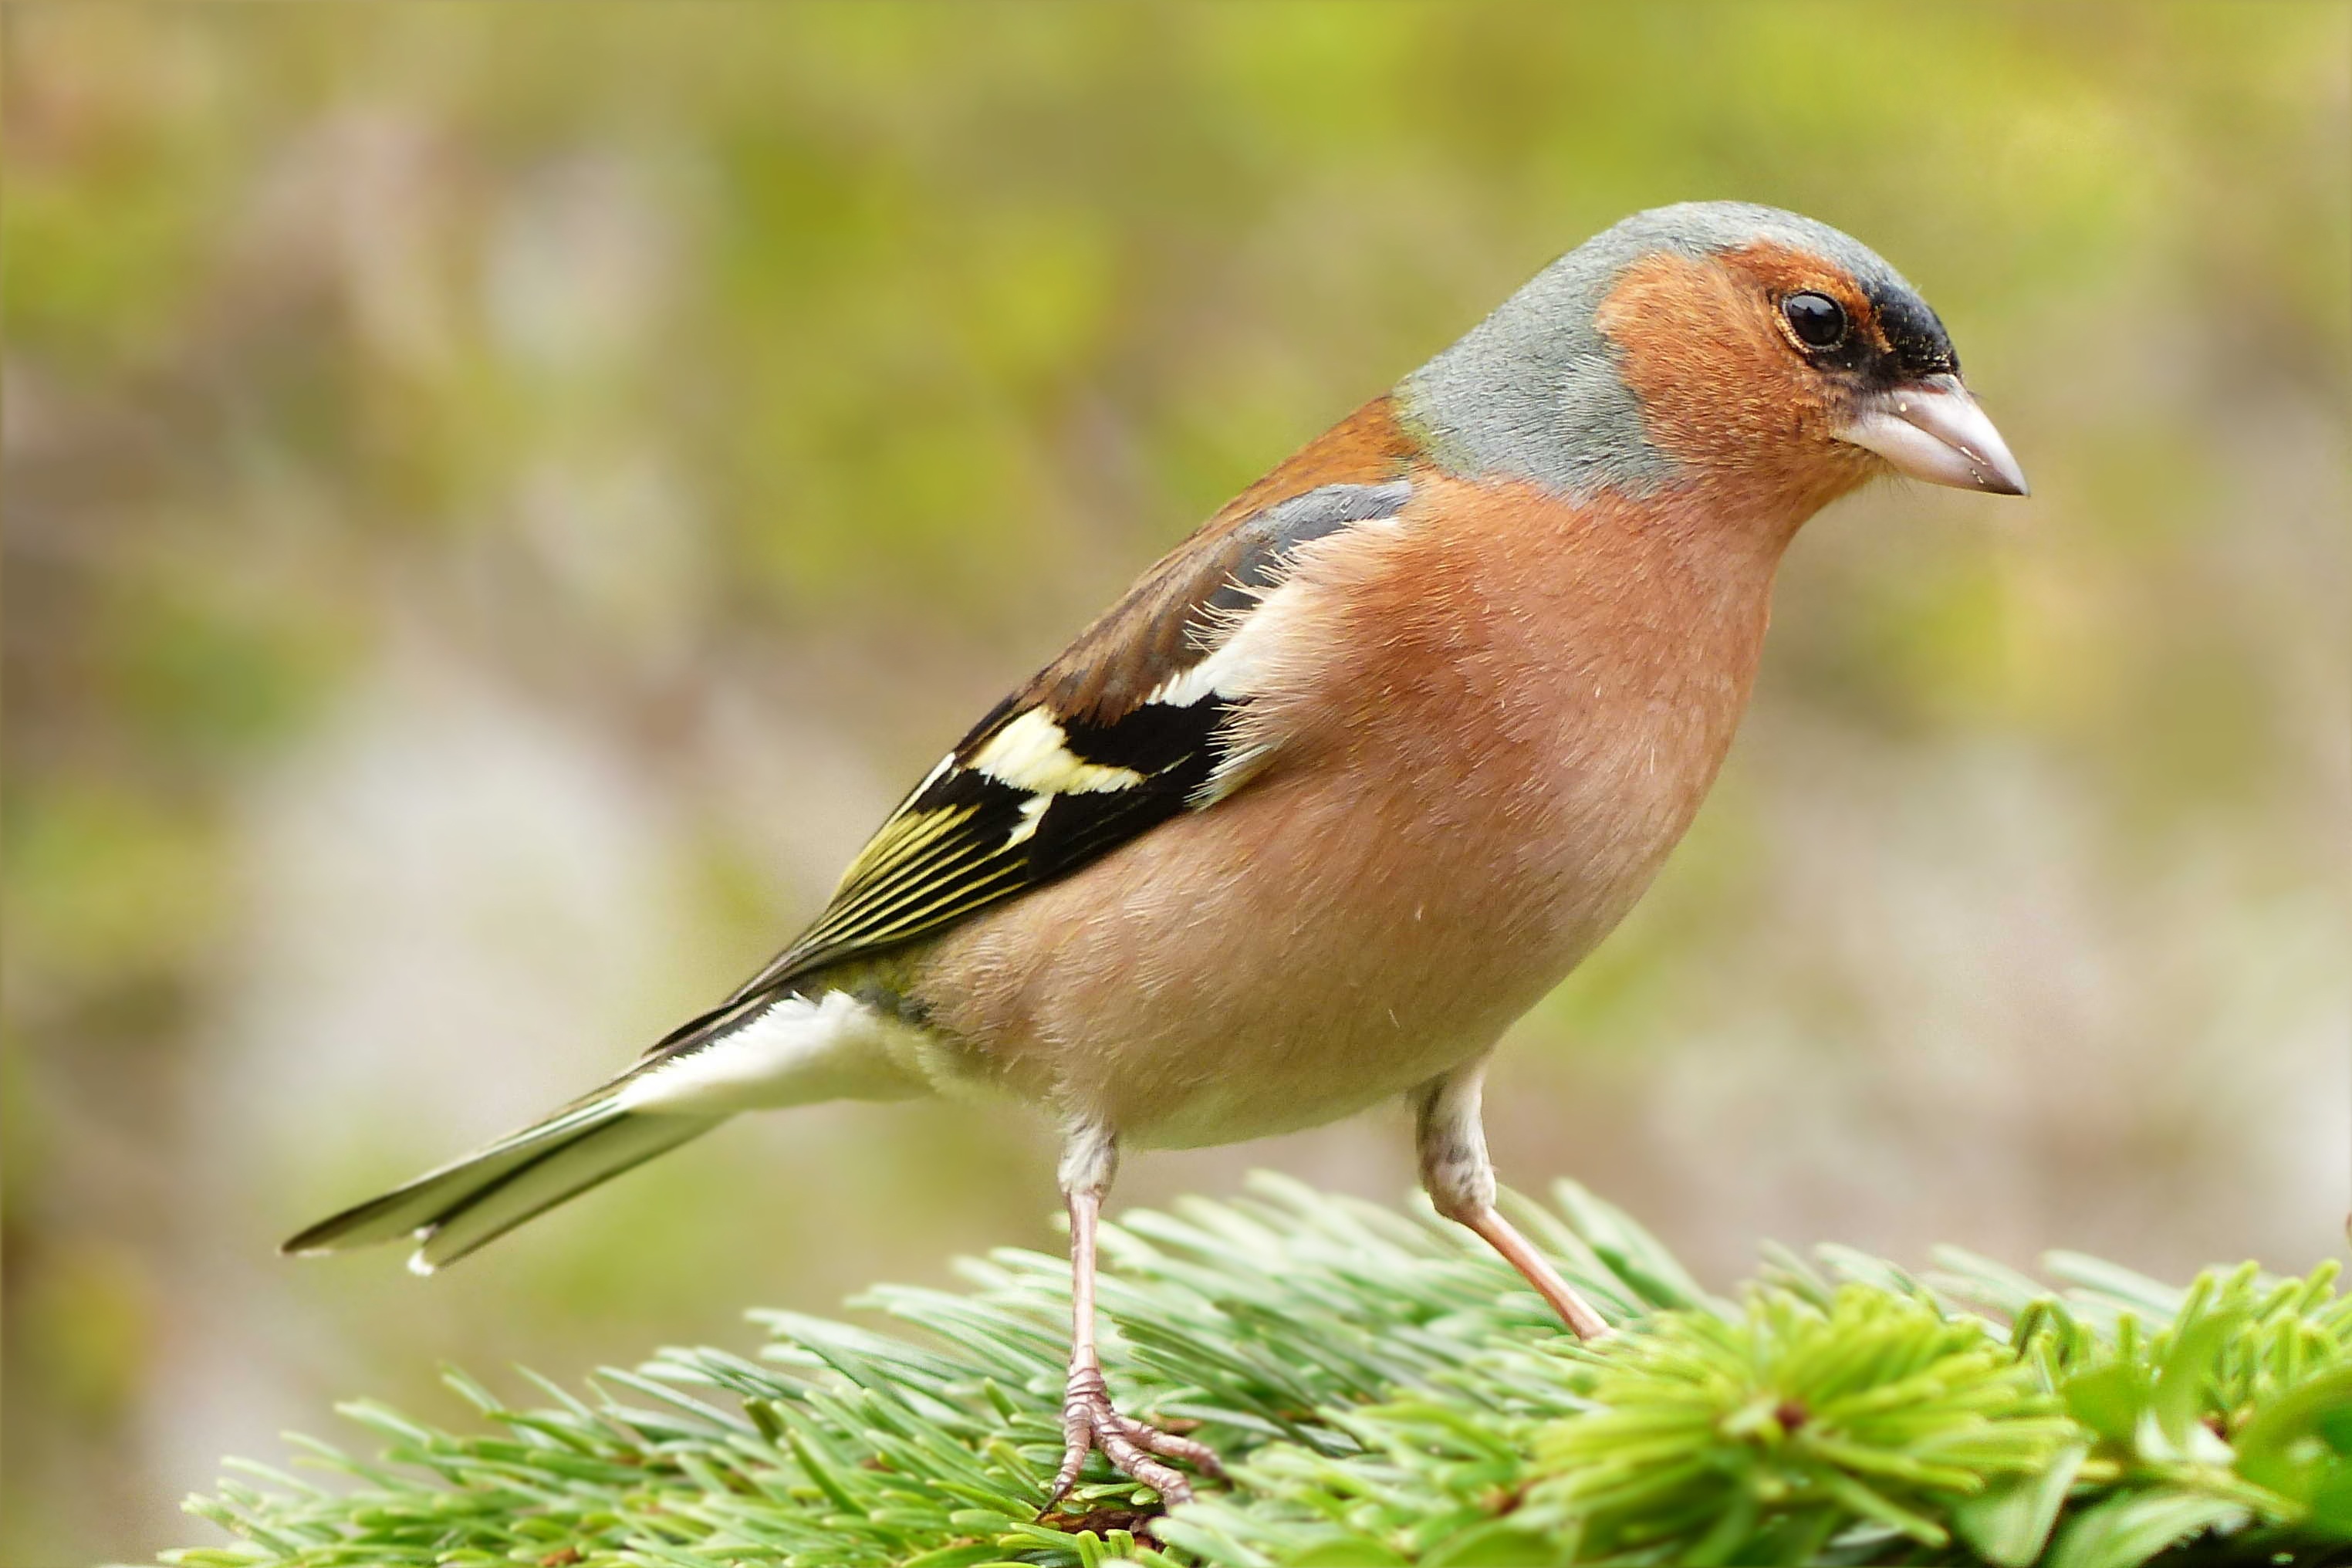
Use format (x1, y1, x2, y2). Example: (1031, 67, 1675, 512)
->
(1833, 373, 2029, 496)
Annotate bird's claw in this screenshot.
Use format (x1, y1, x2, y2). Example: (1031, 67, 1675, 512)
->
(1049, 1364, 1222, 1506)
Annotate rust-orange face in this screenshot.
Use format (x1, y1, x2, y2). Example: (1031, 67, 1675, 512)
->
(1597, 238, 2027, 500)
(1400, 203, 2027, 512)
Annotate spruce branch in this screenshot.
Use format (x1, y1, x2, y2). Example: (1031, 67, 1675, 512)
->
(167, 1178, 2352, 1567)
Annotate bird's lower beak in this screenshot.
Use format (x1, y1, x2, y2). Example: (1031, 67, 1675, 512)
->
(1833, 374, 2029, 496)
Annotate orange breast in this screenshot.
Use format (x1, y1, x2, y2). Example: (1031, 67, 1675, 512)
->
(912, 465, 1794, 1144)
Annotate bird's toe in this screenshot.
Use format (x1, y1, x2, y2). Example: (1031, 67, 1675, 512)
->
(1048, 1364, 1218, 1507)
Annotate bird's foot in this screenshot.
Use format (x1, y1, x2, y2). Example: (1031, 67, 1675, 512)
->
(1049, 1363, 1222, 1506)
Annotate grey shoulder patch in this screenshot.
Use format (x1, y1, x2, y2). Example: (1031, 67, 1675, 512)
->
(1204, 480, 1413, 618)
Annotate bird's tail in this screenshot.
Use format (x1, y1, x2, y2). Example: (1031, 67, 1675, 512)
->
(283, 982, 926, 1272)
(280, 1092, 719, 1274)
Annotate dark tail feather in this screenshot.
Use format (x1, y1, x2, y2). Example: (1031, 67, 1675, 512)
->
(282, 1100, 716, 1272)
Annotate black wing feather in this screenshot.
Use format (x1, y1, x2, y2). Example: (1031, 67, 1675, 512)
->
(717, 478, 1411, 1005)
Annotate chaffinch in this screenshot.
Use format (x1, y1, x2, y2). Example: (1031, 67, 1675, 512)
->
(287, 201, 2027, 1503)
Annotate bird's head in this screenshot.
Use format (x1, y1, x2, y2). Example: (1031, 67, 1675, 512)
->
(1401, 201, 2027, 522)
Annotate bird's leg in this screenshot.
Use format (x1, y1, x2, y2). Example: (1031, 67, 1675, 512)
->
(1048, 1122, 1223, 1507)
(1414, 1065, 1611, 1340)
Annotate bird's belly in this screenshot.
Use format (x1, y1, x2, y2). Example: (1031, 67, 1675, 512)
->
(912, 750, 1685, 1147)
(1117, 1029, 1476, 1149)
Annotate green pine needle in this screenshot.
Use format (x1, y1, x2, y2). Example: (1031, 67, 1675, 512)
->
(167, 1178, 2351, 1567)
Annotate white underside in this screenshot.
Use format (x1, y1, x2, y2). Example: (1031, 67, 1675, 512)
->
(614, 991, 938, 1114)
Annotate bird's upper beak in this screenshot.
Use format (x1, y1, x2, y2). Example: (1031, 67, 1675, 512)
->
(1833, 373, 2029, 496)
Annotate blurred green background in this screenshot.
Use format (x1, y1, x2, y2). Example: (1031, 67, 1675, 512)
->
(3, 4, 2346, 1560)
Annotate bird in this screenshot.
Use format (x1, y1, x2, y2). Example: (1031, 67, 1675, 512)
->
(284, 201, 2028, 1506)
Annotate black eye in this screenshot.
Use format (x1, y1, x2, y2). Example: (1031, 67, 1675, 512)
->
(1782, 291, 1847, 350)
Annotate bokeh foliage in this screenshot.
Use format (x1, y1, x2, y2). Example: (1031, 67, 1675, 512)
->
(4, 4, 2345, 1562)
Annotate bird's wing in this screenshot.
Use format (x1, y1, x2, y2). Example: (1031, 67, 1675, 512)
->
(713, 397, 1418, 1009)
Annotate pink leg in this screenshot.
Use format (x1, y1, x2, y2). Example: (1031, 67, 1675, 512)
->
(1415, 1066, 1612, 1341)
(1048, 1126, 1224, 1506)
